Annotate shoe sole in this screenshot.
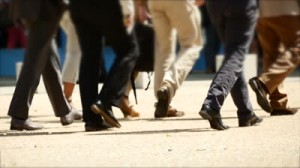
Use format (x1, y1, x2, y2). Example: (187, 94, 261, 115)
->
(199, 108, 229, 130)
(251, 117, 263, 126)
(239, 117, 263, 127)
(271, 108, 298, 116)
(154, 89, 169, 118)
(199, 110, 212, 120)
(200, 112, 229, 130)
(167, 111, 185, 117)
(10, 126, 43, 131)
(61, 122, 73, 126)
(10, 126, 24, 131)
(61, 118, 73, 126)
(271, 112, 294, 116)
(85, 127, 111, 132)
(249, 79, 272, 113)
(209, 120, 229, 130)
(91, 105, 121, 128)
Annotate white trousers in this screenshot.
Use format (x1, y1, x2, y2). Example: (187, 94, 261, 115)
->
(148, 0, 203, 101)
(60, 11, 81, 84)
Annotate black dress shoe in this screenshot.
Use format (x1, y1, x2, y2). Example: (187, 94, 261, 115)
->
(199, 105, 229, 130)
(60, 108, 83, 126)
(271, 108, 298, 116)
(85, 122, 113, 132)
(10, 118, 43, 131)
(154, 84, 170, 118)
(239, 114, 263, 127)
(91, 100, 121, 128)
(249, 77, 272, 113)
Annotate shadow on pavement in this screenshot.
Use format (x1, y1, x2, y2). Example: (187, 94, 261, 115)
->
(0, 130, 84, 137)
(88, 127, 214, 136)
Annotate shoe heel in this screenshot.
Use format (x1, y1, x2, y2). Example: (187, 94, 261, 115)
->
(249, 79, 272, 113)
(199, 111, 212, 120)
(10, 126, 23, 131)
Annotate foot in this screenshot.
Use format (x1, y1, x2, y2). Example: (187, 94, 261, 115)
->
(271, 108, 298, 116)
(154, 84, 170, 118)
(60, 108, 83, 126)
(208, 120, 229, 130)
(122, 106, 140, 119)
(239, 114, 263, 127)
(91, 100, 121, 128)
(167, 107, 185, 117)
(199, 104, 229, 130)
(119, 95, 140, 118)
(85, 121, 113, 132)
(249, 77, 272, 113)
(10, 118, 43, 131)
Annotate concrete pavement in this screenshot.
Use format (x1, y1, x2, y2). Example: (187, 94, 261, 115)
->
(0, 73, 299, 167)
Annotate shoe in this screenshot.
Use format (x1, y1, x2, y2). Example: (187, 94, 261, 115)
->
(85, 122, 113, 132)
(154, 84, 171, 118)
(167, 107, 185, 117)
(10, 118, 43, 131)
(121, 106, 140, 119)
(249, 77, 272, 113)
(239, 114, 263, 127)
(60, 108, 83, 126)
(199, 104, 229, 130)
(208, 120, 229, 130)
(119, 95, 140, 118)
(91, 100, 121, 128)
(271, 108, 298, 116)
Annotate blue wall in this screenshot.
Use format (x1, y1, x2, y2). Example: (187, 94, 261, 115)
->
(0, 48, 66, 77)
(0, 47, 123, 77)
(0, 27, 210, 78)
(0, 49, 24, 77)
(0, 47, 206, 77)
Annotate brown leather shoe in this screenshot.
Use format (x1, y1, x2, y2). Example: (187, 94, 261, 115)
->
(10, 118, 43, 131)
(271, 108, 298, 116)
(91, 100, 121, 128)
(167, 107, 185, 117)
(119, 95, 140, 118)
(249, 77, 272, 113)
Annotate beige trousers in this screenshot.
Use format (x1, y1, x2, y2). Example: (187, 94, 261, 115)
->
(60, 11, 81, 84)
(148, 0, 202, 101)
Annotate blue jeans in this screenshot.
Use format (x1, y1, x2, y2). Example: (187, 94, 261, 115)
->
(203, 0, 258, 119)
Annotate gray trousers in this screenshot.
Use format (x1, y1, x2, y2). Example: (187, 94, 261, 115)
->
(203, 0, 258, 119)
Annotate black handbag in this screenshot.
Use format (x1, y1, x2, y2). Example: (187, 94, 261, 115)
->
(133, 23, 154, 72)
(131, 23, 155, 104)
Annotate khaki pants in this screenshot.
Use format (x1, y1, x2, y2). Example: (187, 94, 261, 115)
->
(60, 11, 81, 84)
(257, 15, 300, 109)
(148, 0, 202, 101)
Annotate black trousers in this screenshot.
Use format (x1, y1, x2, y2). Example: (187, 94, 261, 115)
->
(203, 0, 258, 119)
(8, 7, 70, 119)
(69, 0, 139, 124)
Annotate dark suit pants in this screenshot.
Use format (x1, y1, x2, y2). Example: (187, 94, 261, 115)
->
(8, 17, 70, 119)
(69, 0, 139, 124)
